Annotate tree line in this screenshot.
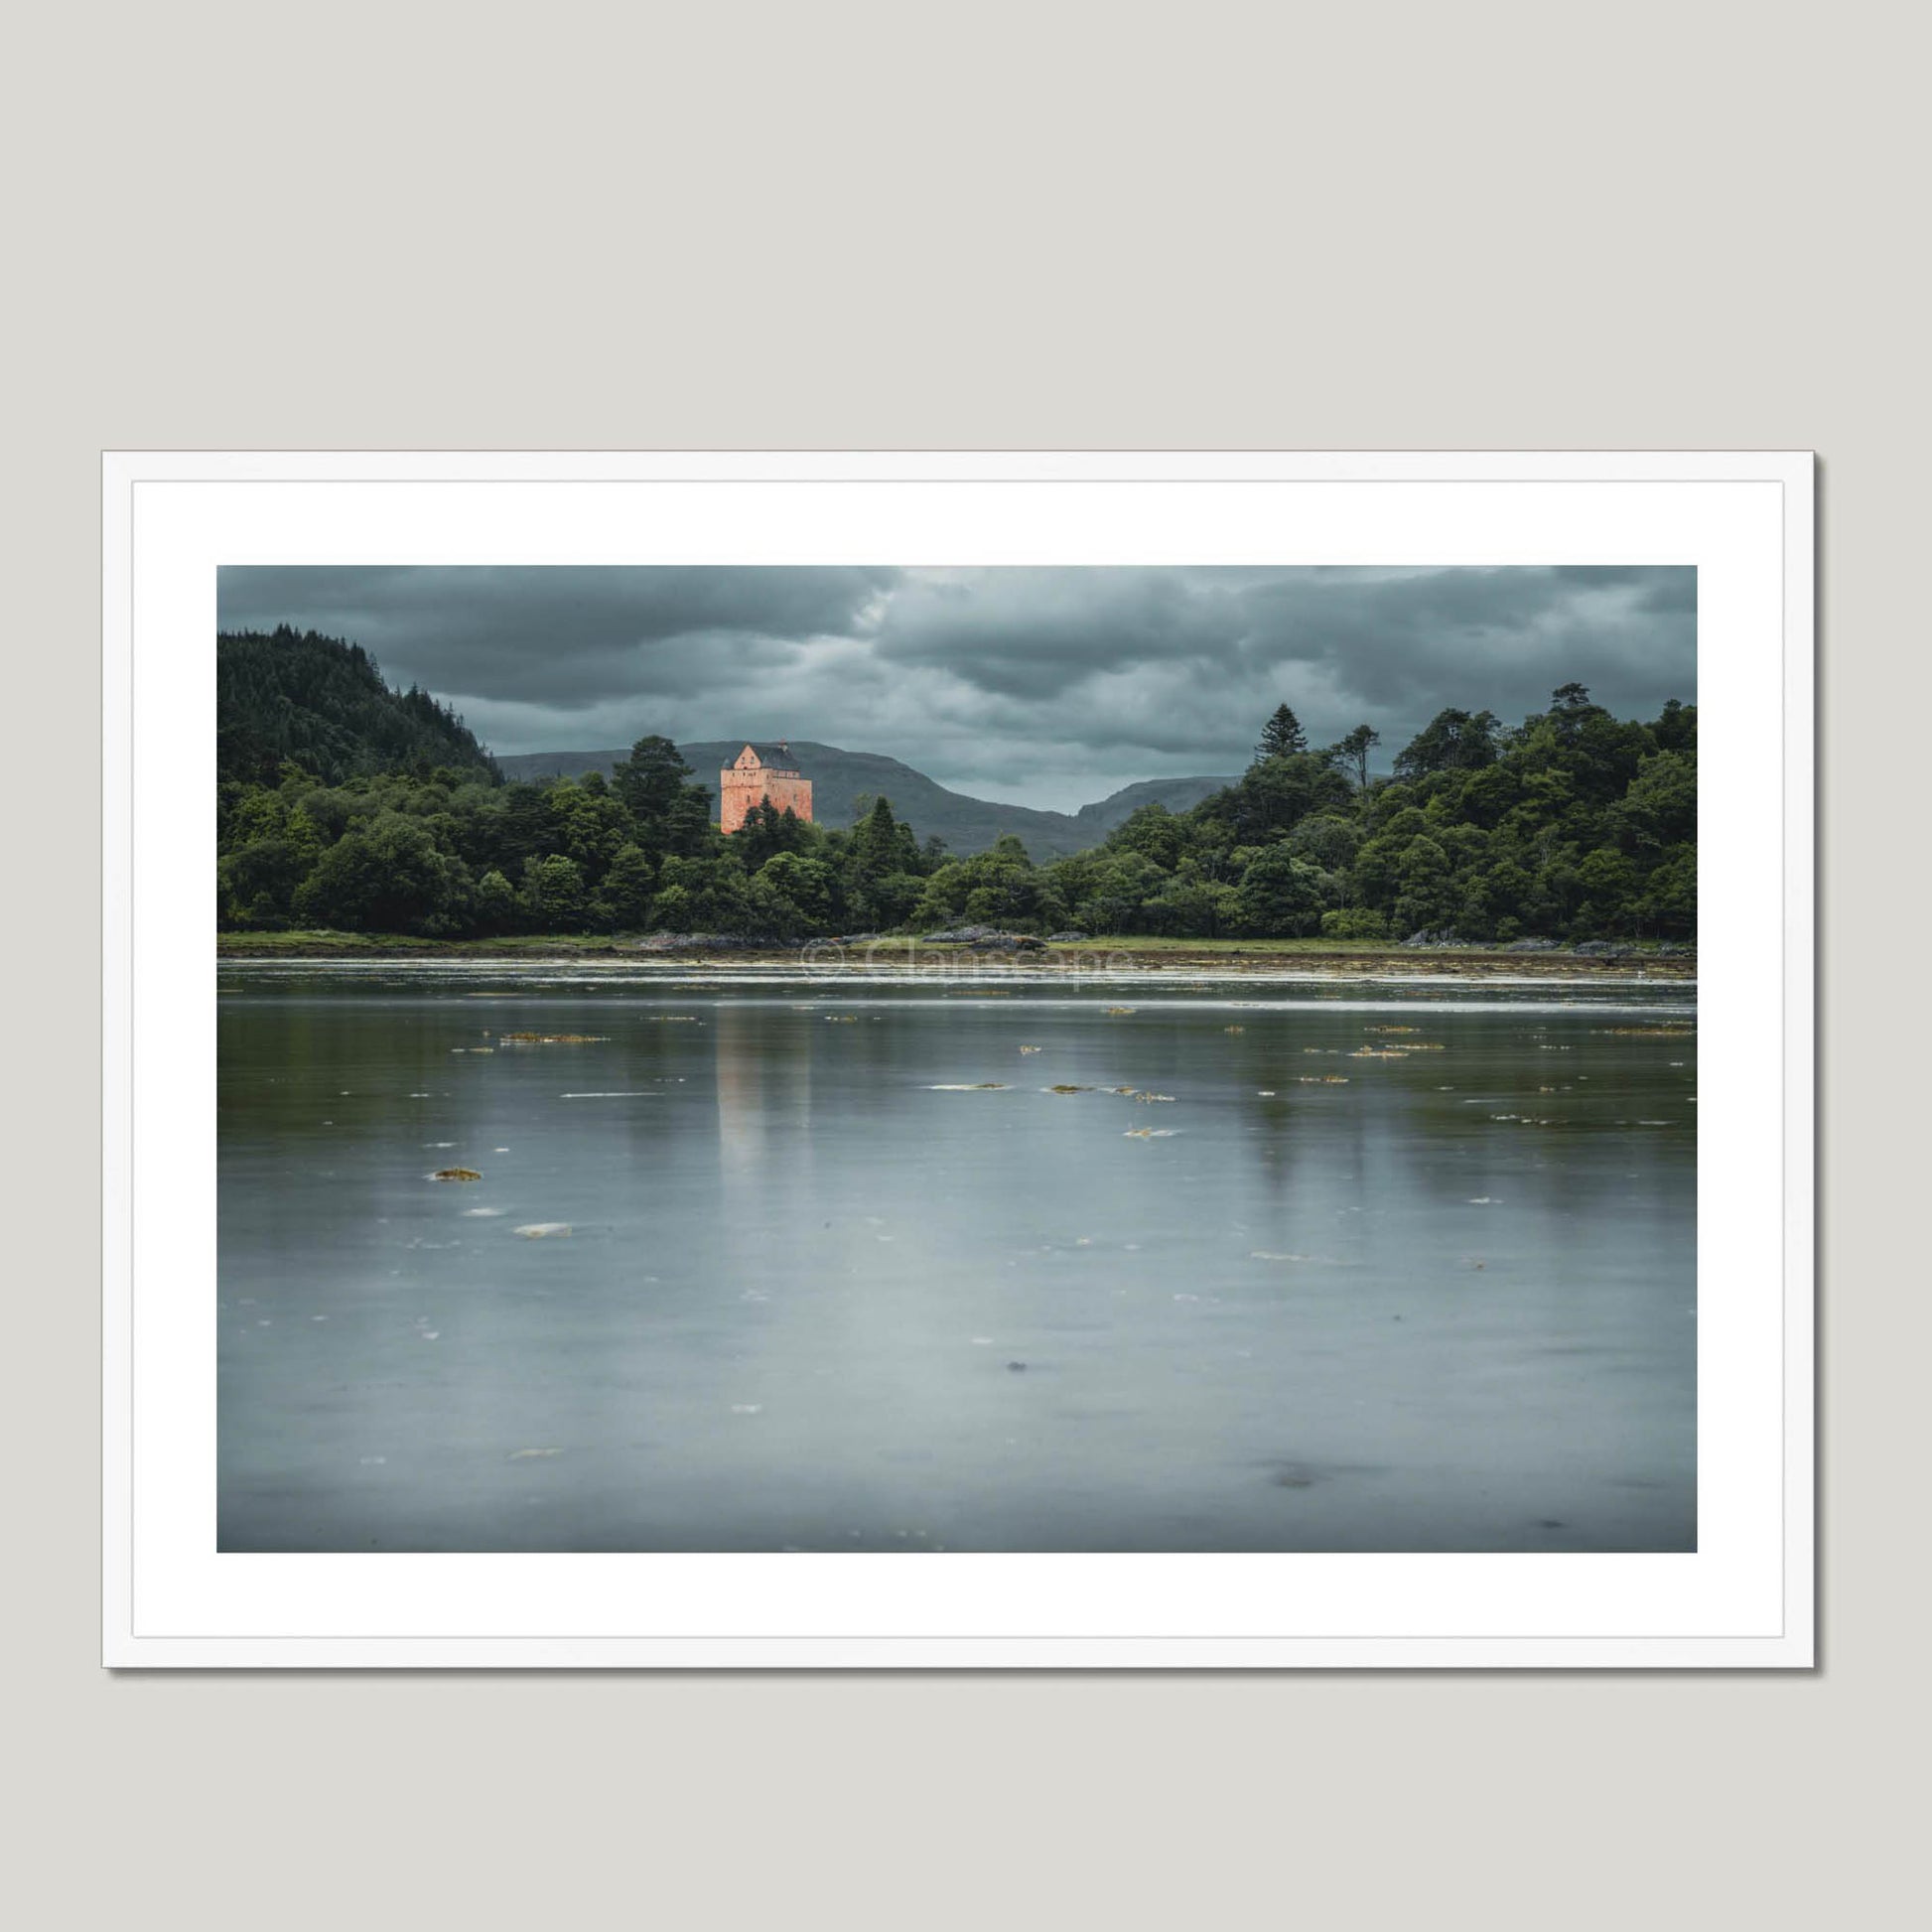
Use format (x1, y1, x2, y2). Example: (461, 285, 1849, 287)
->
(904, 687, 1693, 942)
(218, 731, 948, 937)
(216, 633, 1694, 942)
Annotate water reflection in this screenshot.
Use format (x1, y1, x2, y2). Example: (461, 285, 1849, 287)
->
(218, 974, 1695, 1552)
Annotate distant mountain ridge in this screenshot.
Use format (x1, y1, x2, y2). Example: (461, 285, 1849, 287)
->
(495, 740, 1235, 858)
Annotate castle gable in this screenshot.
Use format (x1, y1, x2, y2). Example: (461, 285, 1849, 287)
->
(737, 741, 799, 773)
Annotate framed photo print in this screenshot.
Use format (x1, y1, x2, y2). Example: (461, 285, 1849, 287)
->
(103, 450, 1813, 1667)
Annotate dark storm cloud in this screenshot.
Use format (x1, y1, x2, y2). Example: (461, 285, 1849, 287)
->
(867, 568, 1245, 696)
(216, 564, 1695, 812)
(217, 566, 897, 706)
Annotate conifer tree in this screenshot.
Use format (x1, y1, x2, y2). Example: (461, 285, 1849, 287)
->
(1254, 703, 1309, 761)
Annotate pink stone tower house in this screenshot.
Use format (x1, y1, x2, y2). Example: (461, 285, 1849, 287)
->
(719, 741, 814, 834)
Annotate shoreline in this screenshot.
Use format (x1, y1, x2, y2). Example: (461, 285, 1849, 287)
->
(217, 933, 1695, 984)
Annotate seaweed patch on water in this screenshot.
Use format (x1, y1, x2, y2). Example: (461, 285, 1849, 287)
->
(1265, 1458, 1390, 1489)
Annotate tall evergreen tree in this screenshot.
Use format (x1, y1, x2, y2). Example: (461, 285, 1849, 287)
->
(612, 735, 695, 822)
(1254, 703, 1310, 761)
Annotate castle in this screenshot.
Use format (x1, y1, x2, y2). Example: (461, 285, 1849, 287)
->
(719, 741, 813, 835)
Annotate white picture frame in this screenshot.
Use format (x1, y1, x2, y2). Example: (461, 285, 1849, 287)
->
(103, 450, 1814, 1669)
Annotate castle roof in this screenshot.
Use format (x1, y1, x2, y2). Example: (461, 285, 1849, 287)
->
(739, 741, 800, 771)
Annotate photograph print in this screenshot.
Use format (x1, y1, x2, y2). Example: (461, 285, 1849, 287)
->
(214, 563, 1698, 1556)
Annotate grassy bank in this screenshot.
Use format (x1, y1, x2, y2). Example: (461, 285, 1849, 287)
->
(217, 929, 1695, 977)
(217, 929, 636, 956)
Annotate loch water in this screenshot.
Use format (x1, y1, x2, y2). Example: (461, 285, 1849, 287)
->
(218, 966, 1696, 1552)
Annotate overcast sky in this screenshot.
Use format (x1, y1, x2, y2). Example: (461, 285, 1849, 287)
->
(217, 565, 1696, 812)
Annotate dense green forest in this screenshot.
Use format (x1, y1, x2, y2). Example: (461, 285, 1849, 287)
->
(218, 628, 498, 786)
(216, 632, 1695, 943)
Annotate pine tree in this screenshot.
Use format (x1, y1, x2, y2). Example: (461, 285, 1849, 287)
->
(1254, 703, 1309, 762)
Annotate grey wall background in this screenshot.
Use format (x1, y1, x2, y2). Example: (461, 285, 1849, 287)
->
(9, 1, 1915, 1927)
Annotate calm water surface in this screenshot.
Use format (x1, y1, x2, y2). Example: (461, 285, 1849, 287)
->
(218, 967, 1696, 1551)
